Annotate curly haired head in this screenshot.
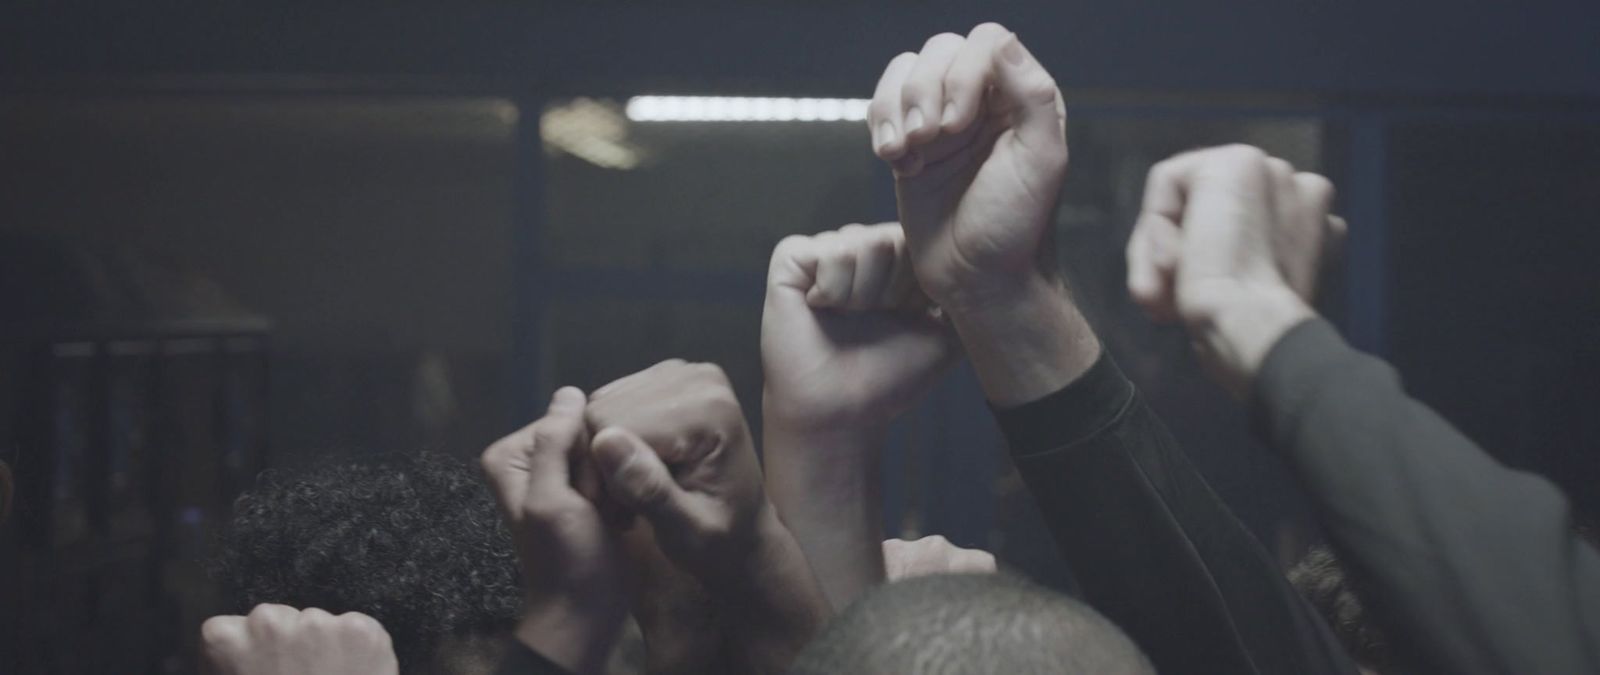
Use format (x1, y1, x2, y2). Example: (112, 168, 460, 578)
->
(213, 451, 522, 674)
(1287, 545, 1390, 672)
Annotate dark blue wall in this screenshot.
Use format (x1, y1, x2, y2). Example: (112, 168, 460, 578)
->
(3, 1, 1598, 99)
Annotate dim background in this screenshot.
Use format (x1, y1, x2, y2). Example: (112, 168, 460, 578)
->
(1, 1, 1598, 673)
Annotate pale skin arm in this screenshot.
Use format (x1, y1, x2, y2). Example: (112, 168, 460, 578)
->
(762, 423, 888, 607)
(868, 24, 1101, 409)
(759, 224, 959, 609)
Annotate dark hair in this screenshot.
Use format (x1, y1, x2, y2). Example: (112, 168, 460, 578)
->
(213, 451, 521, 673)
(789, 573, 1154, 675)
(1287, 546, 1390, 671)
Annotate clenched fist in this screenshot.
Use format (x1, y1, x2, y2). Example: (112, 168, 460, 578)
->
(201, 604, 398, 675)
(1124, 145, 1344, 393)
(761, 222, 958, 438)
(871, 23, 1069, 312)
(586, 360, 828, 673)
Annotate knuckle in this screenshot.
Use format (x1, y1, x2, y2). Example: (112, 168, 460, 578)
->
(200, 616, 243, 646)
(1299, 172, 1336, 199)
(479, 442, 509, 473)
(247, 604, 298, 636)
(337, 612, 385, 638)
(1218, 144, 1267, 163)
(1019, 75, 1059, 105)
(923, 32, 963, 51)
(969, 22, 1010, 39)
(774, 233, 811, 253)
(692, 361, 732, 386)
(619, 463, 669, 508)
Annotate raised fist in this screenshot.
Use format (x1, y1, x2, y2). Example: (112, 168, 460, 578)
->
(870, 23, 1069, 311)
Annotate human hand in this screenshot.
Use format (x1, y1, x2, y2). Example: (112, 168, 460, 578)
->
(586, 360, 828, 673)
(618, 520, 729, 675)
(870, 23, 1069, 313)
(883, 535, 998, 580)
(585, 361, 766, 572)
(481, 387, 627, 675)
(1124, 145, 1344, 393)
(200, 605, 398, 675)
(761, 222, 958, 439)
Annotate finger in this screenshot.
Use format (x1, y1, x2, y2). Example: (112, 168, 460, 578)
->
(1127, 213, 1183, 323)
(245, 603, 300, 639)
(955, 550, 998, 573)
(300, 606, 335, 626)
(200, 615, 248, 674)
(200, 615, 246, 650)
(1327, 214, 1348, 242)
(843, 226, 900, 309)
(1126, 218, 1162, 307)
(870, 52, 919, 160)
(526, 387, 589, 497)
(899, 33, 965, 146)
(1294, 171, 1336, 218)
(767, 234, 820, 293)
(988, 31, 1067, 159)
(1140, 145, 1261, 221)
(880, 224, 926, 309)
(591, 427, 699, 537)
(481, 387, 587, 510)
(1323, 214, 1349, 267)
(940, 22, 1011, 135)
(1265, 157, 1297, 215)
(1142, 153, 1200, 222)
(806, 233, 858, 308)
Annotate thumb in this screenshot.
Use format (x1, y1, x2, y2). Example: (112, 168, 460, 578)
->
(592, 427, 697, 537)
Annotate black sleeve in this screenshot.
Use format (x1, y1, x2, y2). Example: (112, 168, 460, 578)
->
(494, 640, 575, 675)
(1254, 318, 1600, 674)
(993, 352, 1357, 675)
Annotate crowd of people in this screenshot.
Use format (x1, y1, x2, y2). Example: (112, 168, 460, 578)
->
(195, 24, 1600, 675)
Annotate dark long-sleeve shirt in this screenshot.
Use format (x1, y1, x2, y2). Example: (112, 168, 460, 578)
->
(994, 351, 1358, 675)
(495, 640, 573, 675)
(1254, 318, 1600, 674)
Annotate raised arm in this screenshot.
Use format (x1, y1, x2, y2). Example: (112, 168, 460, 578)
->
(585, 360, 830, 674)
(1132, 144, 1600, 674)
(760, 222, 959, 609)
(871, 26, 1357, 675)
(480, 388, 624, 675)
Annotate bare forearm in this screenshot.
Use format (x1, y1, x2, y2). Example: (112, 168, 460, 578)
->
(712, 505, 831, 674)
(514, 599, 621, 675)
(763, 420, 886, 610)
(945, 274, 1101, 408)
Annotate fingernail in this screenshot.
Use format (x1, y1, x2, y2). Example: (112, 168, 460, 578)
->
(941, 100, 959, 127)
(1001, 35, 1028, 65)
(877, 121, 898, 149)
(549, 386, 584, 411)
(905, 107, 925, 135)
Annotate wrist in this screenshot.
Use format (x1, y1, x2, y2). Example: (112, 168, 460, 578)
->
(1191, 285, 1315, 397)
(942, 273, 1102, 407)
(514, 595, 624, 675)
(711, 504, 830, 668)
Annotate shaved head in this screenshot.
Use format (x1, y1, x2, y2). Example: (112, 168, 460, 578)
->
(790, 573, 1154, 675)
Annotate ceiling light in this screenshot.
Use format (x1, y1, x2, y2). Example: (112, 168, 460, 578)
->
(625, 96, 871, 123)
